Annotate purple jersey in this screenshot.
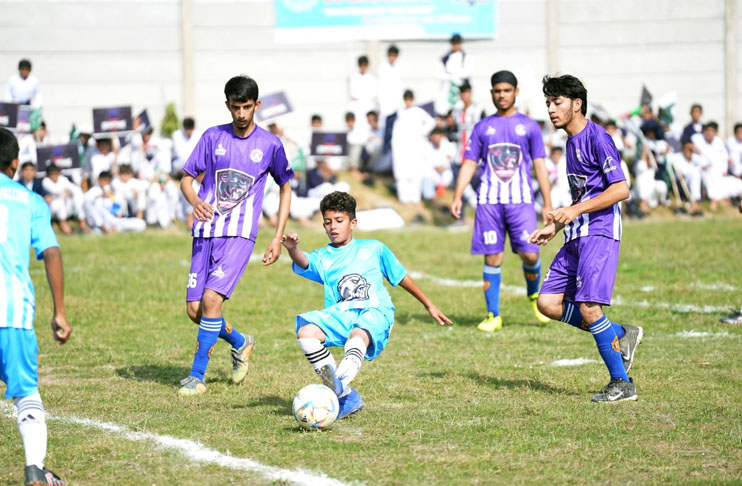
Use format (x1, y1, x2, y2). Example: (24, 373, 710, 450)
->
(464, 112, 546, 205)
(563, 120, 625, 243)
(183, 123, 294, 240)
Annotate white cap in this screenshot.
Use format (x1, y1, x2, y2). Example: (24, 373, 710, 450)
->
(78, 123, 93, 135)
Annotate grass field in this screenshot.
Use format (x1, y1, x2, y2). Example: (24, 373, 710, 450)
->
(1, 214, 741, 485)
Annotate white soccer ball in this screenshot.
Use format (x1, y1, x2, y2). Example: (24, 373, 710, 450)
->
(292, 384, 339, 430)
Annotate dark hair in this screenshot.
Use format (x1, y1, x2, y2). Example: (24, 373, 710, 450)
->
(311, 114, 322, 124)
(358, 55, 369, 66)
(366, 110, 378, 120)
(46, 164, 60, 174)
(403, 89, 414, 100)
(183, 117, 195, 130)
(96, 137, 112, 146)
(430, 127, 448, 136)
(119, 164, 133, 175)
(690, 104, 703, 113)
(0, 128, 19, 171)
(320, 191, 356, 220)
(605, 120, 617, 128)
(345, 112, 355, 122)
(21, 161, 35, 171)
(459, 81, 472, 93)
(734, 123, 742, 132)
(703, 121, 719, 131)
(542, 74, 588, 116)
(98, 171, 112, 181)
(450, 33, 463, 44)
(39, 121, 46, 129)
(18, 59, 31, 71)
(550, 146, 564, 154)
(224, 75, 259, 103)
(387, 45, 399, 56)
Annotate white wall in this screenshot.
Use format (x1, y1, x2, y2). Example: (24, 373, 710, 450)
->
(1, 0, 739, 140)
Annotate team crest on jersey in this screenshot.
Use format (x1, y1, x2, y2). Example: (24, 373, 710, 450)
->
(567, 174, 588, 203)
(487, 143, 522, 183)
(250, 149, 263, 163)
(337, 274, 371, 302)
(215, 168, 255, 215)
(515, 124, 526, 136)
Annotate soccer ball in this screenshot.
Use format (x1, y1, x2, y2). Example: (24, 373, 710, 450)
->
(292, 384, 339, 430)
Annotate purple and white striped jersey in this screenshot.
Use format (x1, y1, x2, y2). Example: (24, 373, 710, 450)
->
(563, 120, 625, 243)
(464, 112, 546, 205)
(183, 123, 294, 241)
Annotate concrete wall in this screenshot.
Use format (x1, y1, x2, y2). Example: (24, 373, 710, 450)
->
(1, 0, 739, 140)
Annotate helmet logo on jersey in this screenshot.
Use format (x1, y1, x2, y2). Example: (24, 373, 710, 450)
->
(567, 174, 588, 203)
(215, 168, 255, 215)
(487, 142, 522, 183)
(337, 274, 370, 302)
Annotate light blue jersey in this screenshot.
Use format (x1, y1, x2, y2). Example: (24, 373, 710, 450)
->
(293, 239, 407, 311)
(293, 239, 407, 360)
(0, 173, 58, 330)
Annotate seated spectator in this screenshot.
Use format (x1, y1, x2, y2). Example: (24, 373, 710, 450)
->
(130, 126, 172, 180)
(172, 117, 200, 175)
(146, 174, 179, 228)
(639, 103, 665, 140)
(422, 127, 455, 200)
(112, 164, 146, 219)
(306, 158, 350, 199)
(681, 104, 703, 144)
(83, 171, 146, 233)
(669, 142, 704, 216)
(692, 121, 742, 210)
(635, 130, 670, 214)
(546, 146, 572, 210)
(3, 59, 42, 107)
(726, 122, 742, 177)
(361, 110, 384, 173)
(42, 164, 85, 235)
(18, 161, 49, 201)
(176, 175, 200, 230)
(89, 136, 118, 186)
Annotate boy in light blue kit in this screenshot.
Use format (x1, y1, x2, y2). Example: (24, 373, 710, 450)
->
(281, 192, 451, 418)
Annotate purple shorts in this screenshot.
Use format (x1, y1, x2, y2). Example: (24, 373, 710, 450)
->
(471, 203, 539, 255)
(540, 236, 620, 305)
(186, 237, 255, 302)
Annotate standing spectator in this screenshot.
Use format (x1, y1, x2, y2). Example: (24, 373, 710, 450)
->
(89, 136, 117, 186)
(725, 122, 742, 177)
(345, 112, 366, 177)
(669, 141, 704, 216)
(18, 162, 48, 201)
(42, 164, 85, 235)
(692, 122, 742, 210)
(422, 127, 455, 200)
(680, 104, 703, 144)
(547, 146, 572, 210)
(451, 81, 485, 219)
(348, 55, 378, 132)
(435, 34, 474, 116)
(3, 59, 43, 108)
(392, 89, 436, 209)
(172, 117, 201, 175)
(361, 110, 384, 173)
(377, 45, 403, 125)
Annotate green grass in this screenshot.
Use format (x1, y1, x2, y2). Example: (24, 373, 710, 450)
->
(1, 216, 741, 485)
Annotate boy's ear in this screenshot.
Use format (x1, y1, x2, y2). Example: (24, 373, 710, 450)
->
(350, 218, 358, 228)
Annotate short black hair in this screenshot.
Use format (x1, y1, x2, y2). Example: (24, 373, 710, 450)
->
(387, 45, 399, 56)
(183, 117, 195, 130)
(450, 33, 463, 44)
(0, 128, 19, 172)
(18, 59, 31, 71)
(605, 120, 617, 128)
(366, 110, 378, 120)
(403, 89, 414, 100)
(734, 123, 742, 132)
(358, 55, 369, 66)
(345, 112, 355, 122)
(703, 121, 719, 131)
(119, 164, 133, 175)
(311, 114, 322, 124)
(320, 191, 356, 220)
(224, 75, 259, 103)
(21, 161, 35, 171)
(550, 146, 564, 154)
(430, 127, 448, 136)
(691, 103, 703, 112)
(542, 74, 588, 116)
(46, 164, 60, 174)
(459, 81, 472, 93)
(98, 171, 112, 181)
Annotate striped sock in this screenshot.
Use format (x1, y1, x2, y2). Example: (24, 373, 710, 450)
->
(298, 338, 336, 374)
(522, 259, 541, 297)
(588, 316, 629, 381)
(14, 393, 47, 468)
(560, 301, 589, 331)
(189, 317, 221, 380)
(336, 336, 367, 396)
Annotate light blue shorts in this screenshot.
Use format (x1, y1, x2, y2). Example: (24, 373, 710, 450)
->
(0, 328, 39, 399)
(296, 306, 394, 361)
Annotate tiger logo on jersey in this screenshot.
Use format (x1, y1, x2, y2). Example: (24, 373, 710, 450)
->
(337, 274, 370, 302)
(215, 168, 255, 215)
(487, 143, 522, 183)
(567, 174, 588, 204)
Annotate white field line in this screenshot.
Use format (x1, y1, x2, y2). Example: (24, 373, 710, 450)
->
(0, 402, 354, 486)
(675, 330, 731, 338)
(550, 358, 599, 367)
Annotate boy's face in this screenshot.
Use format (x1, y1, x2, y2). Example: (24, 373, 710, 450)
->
(48, 171, 60, 182)
(691, 107, 702, 123)
(21, 164, 35, 181)
(323, 210, 357, 247)
(225, 99, 260, 131)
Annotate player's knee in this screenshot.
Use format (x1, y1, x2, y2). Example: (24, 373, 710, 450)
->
(578, 302, 603, 323)
(537, 293, 560, 318)
(297, 324, 325, 341)
(186, 302, 201, 324)
(201, 291, 224, 315)
(520, 252, 539, 265)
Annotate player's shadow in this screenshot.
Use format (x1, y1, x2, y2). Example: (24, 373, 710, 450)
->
(419, 371, 568, 395)
(232, 394, 292, 416)
(115, 364, 193, 386)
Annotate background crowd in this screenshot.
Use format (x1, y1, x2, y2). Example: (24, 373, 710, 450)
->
(5, 36, 742, 235)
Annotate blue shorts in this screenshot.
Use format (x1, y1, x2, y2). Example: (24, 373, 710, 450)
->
(296, 306, 394, 361)
(0, 328, 39, 399)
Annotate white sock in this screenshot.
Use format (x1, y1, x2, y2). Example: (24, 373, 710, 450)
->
(336, 336, 367, 393)
(14, 393, 47, 469)
(298, 338, 336, 374)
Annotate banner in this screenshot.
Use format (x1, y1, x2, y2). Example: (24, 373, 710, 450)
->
(256, 92, 293, 123)
(275, 0, 498, 42)
(0, 102, 19, 130)
(311, 132, 348, 156)
(93, 106, 133, 135)
(418, 101, 435, 118)
(135, 109, 151, 131)
(15, 106, 34, 134)
(36, 143, 81, 176)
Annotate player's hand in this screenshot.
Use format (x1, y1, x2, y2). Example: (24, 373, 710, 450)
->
(541, 205, 554, 225)
(262, 237, 282, 266)
(548, 206, 580, 225)
(529, 224, 557, 246)
(51, 315, 72, 344)
(426, 305, 453, 326)
(192, 199, 214, 222)
(449, 198, 463, 219)
(281, 233, 300, 250)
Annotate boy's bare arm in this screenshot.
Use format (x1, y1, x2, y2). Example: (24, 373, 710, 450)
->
(398, 274, 452, 326)
(280, 232, 309, 269)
